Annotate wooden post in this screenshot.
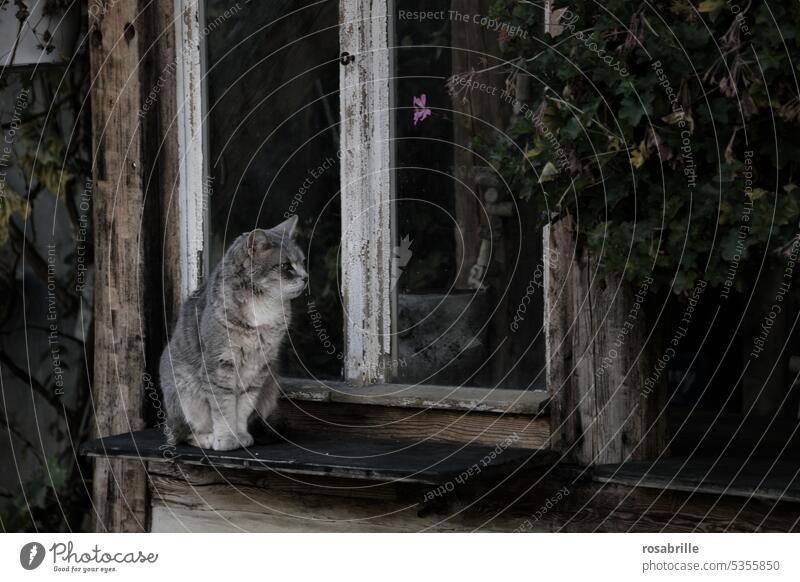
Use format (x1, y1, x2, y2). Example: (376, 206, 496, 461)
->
(545, 217, 666, 465)
(89, 1, 150, 532)
(339, 0, 394, 385)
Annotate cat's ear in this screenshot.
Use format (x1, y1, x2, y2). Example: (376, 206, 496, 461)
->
(272, 215, 298, 239)
(245, 229, 270, 256)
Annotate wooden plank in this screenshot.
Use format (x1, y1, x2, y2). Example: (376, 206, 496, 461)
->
(279, 378, 549, 415)
(149, 477, 467, 532)
(545, 217, 577, 453)
(88, 0, 150, 532)
(339, 0, 394, 384)
(153, 0, 183, 325)
(173, 0, 206, 296)
(82, 429, 548, 485)
(593, 457, 800, 503)
(278, 399, 551, 450)
(547, 217, 665, 465)
(146, 460, 564, 532)
(552, 482, 800, 533)
(144, 459, 800, 532)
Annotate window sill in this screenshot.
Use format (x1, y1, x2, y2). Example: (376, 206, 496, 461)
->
(278, 378, 549, 416)
(593, 457, 800, 503)
(81, 429, 555, 485)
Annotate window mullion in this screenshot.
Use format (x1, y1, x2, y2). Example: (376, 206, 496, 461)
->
(339, 0, 395, 385)
(174, 0, 206, 298)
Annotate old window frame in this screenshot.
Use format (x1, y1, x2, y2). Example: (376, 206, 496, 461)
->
(172, 0, 548, 414)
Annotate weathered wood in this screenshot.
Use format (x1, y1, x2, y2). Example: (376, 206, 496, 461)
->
(173, 0, 206, 297)
(153, 0, 183, 325)
(278, 399, 551, 450)
(81, 428, 546, 485)
(553, 483, 800, 533)
(339, 0, 394, 384)
(279, 378, 548, 415)
(145, 459, 800, 532)
(89, 0, 150, 532)
(594, 457, 800, 503)
(546, 217, 666, 465)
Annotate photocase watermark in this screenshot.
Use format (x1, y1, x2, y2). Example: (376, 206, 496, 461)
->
(720, 150, 754, 301)
(139, 3, 244, 118)
(750, 224, 800, 359)
(510, 248, 559, 333)
(725, 0, 753, 38)
(306, 298, 407, 370)
(47, 541, 157, 574)
(144, 372, 177, 459)
(422, 433, 519, 502)
(139, 60, 177, 118)
(20, 540, 158, 573)
(642, 279, 707, 398)
(398, 9, 529, 40)
(20, 542, 46, 570)
(46, 243, 66, 396)
(284, 152, 340, 219)
(447, 77, 570, 176)
(307, 299, 342, 360)
(596, 275, 653, 378)
(557, 10, 629, 77)
(0, 87, 31, 200)
(513, 486, 570, 532)
(87, 0, 124, 19)
(75, 177, 92, 293)
(652, 59, 696, 189)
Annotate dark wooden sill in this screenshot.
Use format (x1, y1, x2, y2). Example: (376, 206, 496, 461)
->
(593, 457, 800, 503)
(80, 429, 557, 486)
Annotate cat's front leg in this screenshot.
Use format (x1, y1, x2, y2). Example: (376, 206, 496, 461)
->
(208, 386, 248, 451)
(235, 389, 259, 447)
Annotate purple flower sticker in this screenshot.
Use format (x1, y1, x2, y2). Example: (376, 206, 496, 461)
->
(413, 94, 431, 126)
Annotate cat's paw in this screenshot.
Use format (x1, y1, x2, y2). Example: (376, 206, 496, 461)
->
(236, 432, 254, 448)
(187, 432, 214, 449)
(211, 433, 248, 451)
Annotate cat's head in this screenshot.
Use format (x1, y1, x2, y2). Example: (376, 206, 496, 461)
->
(231, 215, 308, 301)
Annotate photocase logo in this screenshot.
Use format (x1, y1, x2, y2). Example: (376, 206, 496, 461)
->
(19, 542, 46, 570)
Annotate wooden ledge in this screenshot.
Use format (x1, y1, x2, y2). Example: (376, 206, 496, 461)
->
(81, 429, 556, 486)
(593, 457, 800, 503)
(278, 378, 549, 415)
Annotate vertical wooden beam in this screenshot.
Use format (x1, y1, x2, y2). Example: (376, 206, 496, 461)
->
(340, 0, 394, 385)
(173, 0, 206, 298)
(546, 217, 666, 465)
(89, 1, 149, 532)
(154, 0, 183, 324)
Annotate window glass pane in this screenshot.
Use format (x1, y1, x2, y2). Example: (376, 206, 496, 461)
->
(205, 0, 342, 379)
(392, 1, 544, 389)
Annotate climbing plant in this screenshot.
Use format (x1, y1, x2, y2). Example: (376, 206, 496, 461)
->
(482, 0, 800, 293)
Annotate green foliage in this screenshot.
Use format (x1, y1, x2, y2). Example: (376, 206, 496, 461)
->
(485, 0, 800, 293)
(0, 457, 69, 532)
(0, 194, 30, 245)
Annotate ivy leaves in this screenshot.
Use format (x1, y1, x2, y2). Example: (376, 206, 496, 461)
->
(483, 0, 800, 294)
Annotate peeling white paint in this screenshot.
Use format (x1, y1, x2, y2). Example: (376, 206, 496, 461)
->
(339, 0, 394, 385)
(174, 0, 205, 298)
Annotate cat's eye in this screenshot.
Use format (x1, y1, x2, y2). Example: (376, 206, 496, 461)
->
(281, 262, 293, 272)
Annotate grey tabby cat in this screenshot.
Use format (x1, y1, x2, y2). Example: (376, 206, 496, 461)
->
(160, 215, 307, 451)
